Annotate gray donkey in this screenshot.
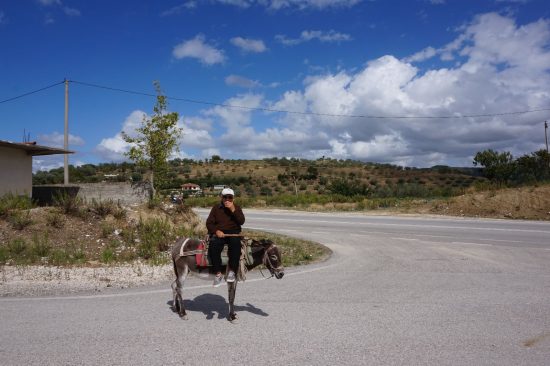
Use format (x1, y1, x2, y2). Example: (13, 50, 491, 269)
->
(171, 236, 284, 322)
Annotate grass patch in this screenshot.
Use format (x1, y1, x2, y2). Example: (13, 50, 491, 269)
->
(243, 230, 331, 267)
(9, 210, 33, 230)
(0, 193, 33, 217)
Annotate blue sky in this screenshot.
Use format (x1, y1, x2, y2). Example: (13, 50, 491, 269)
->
(1, 0, 550, 171)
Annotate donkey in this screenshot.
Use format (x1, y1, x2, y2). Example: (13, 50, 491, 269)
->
(171, 236, 284, 322)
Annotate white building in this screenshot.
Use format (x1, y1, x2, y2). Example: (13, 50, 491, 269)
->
(0, 140, 73, 197)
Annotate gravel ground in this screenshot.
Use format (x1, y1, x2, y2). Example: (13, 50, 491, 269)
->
(0, 263, 174, 297)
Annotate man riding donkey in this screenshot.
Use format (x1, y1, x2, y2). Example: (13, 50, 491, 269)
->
(206, 187, 245, 287)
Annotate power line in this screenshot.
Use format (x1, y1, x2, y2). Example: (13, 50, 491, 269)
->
(0, 81, 65, 104)
(2, 79, 550, 120)
(69, 79, 550, 120)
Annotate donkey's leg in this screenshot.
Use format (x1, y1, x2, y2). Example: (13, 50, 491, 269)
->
(174, 261, 190, 320)
(227, 281, 238, 322)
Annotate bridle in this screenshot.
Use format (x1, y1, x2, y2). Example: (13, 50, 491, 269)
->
(259, 243, 284, 279)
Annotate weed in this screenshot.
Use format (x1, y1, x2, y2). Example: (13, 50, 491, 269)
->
(101, 248, 115, 263)
(101, 222, 115, 238)
(137, 217, 173, 259)
(0, 193, 33, 217)
(31, 233, 51, 258)
(0, 247, 8, 264)
(8, 238, 27, 256)
(50, 249, 71, 266)
(9, 210, 33, 230)
(147, 197, 162, 209)
(112, 202, 127, 220)
(53, 192, 83, 216)
(72, 248, 87, 263)
(46, 211, 65, 228)
(90, 198, 114, 218)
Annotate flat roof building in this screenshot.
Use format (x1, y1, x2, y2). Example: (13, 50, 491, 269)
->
(0, 140, 73, 197)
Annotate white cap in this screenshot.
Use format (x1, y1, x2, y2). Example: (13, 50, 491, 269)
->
(221, 188, 235, 196)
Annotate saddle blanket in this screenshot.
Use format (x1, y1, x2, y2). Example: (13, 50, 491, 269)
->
(179, 238, 254, 268)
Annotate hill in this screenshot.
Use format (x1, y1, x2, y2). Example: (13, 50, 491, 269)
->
(33, 157, 485, 199)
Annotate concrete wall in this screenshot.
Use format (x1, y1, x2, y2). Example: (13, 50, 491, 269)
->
(0, 146, 32, 197)
(76, 182, 150, 205)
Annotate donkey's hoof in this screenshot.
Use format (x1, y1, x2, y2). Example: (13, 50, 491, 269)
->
(228, 313, 239, 323)
(180, 314, 189, 320)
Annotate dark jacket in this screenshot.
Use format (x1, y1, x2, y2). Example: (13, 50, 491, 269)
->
(206, 203, 245, 235)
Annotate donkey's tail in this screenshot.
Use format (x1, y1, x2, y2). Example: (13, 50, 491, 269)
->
(172, 257, 179, 278)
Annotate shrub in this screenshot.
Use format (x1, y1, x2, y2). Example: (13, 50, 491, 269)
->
(50, 249, 71, 265)
(46, 211, 65, 228)
(147, 197, 162, 209)
(9, 210, 33, 230)
(7, 238, 27, 259)
(53, 191, 83, 216)
(90, 198, 114, 218)
(101, 248, 116, 263)
(112, 202, 127, 220)
(31, 233, 51, 258)
(101, 222, 115, 238)
(137, 217, 173, 259)
(0, 193, 33, 217)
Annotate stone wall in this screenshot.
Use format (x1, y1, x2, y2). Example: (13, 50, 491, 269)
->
(76, 182, 150, 205)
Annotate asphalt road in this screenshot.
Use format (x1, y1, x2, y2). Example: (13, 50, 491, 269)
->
(1, 209, 549, 365)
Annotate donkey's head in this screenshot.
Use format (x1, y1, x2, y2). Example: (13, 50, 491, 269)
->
(252, 239, 284, 279)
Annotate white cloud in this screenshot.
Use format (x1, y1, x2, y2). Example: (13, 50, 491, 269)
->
(160, 2, 197, 16)
(266, 0, 361, 10)
(172, 34, 225, 65)
(95, 110, 145, 161)
(275, 30, 352, 46)
(403, 46, 437, 63)
(37, 0, 81, 21)
(43, 13, 55, 24)
(181, 12, 550, 167)
(63, 7, 80, 16)
(225, 75, 262, 88)
(230, 37, 267, 53)
(162, 0, 362, 11)
(37, 0, 62, 5)
(205, 94, 264, 130)
(217, 0, 255, 7)
(95, 111, 215, 162)
(38, 132, 85, 147)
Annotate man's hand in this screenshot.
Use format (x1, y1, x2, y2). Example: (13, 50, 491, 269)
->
(223, 200, 236, 212)
(215, 230, 225, 238)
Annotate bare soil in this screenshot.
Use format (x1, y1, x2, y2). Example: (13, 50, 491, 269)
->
(425, 184, 550, 220)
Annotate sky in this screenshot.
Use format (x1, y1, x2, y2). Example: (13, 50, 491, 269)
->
(1, 0, 550, 171)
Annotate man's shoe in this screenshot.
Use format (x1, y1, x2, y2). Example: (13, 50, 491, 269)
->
(226, 271, 236, 283)
(213, 274, 223, 287)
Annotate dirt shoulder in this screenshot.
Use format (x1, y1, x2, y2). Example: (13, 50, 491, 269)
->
(425, 184, 550, 220)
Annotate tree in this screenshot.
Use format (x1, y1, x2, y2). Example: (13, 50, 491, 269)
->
(514, 149, 550, 183)
(122, 81, 182, 198)
(473, 149, 515, 184)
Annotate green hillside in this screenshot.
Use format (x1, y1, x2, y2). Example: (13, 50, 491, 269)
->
(33, 157, 485, 199)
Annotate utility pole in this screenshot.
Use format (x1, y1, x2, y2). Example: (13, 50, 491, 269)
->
(545, 121, 549, 155)
(64, 79, 69, 185)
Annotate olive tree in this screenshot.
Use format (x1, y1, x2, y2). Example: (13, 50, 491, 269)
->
(122, 81, 182, 198)
(473, 149, 515, 184)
